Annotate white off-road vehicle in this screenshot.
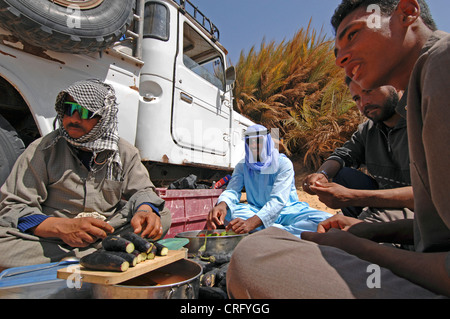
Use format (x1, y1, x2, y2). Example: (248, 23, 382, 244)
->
(0, 0, 253, 186)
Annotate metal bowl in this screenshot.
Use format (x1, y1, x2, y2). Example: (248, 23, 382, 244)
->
(92, 259, 202, 299)
(175, 230, 247, 257)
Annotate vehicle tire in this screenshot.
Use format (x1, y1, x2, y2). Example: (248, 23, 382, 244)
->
(0, 114, 25, 187)
(0, 0, 135, 54)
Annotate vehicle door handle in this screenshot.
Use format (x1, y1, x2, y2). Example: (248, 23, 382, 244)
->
(180, 92, 193, 104)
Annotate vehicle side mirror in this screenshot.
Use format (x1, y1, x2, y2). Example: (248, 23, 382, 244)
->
(225, 66, 236, 88)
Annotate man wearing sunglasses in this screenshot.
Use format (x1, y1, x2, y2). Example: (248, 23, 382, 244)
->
(62, 100, 100, 139)
(0, 79, 171, 269)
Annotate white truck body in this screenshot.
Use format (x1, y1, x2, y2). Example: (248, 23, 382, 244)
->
(0, 0, 253, 185)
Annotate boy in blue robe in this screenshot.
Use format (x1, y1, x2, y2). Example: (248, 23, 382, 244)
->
(207, 124, 332, 238)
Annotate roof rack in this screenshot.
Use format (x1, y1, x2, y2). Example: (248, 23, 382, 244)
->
(174, 0, 220, 41)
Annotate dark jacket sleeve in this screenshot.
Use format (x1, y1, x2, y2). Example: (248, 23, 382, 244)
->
(327, 122, 368, 169)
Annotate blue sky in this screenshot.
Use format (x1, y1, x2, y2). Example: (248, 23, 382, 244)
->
(191, 0, 450, 65)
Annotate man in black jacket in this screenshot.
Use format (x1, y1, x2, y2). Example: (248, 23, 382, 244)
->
(303, 78, 413, 222)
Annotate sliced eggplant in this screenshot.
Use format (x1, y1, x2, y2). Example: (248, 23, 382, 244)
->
(102, 235, 135, 254)
(154, 242, 168, 256)
(146, 251, 155, 260)
(130, 250, 147, 263)
(80, 251, 129, 272)
(105, 251, 138, 267)
(122, 232, 154, 254)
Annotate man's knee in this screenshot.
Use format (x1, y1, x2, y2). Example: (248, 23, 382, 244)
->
(227, 227, 299, 298)
(227, 232, 260, 298)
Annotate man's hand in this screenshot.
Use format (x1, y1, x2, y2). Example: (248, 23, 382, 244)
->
(309, 181, 355, 208)
(33, 217, 114, 247)
(302, 227, 362, 250)
(301, 214, 365, 251)
(302, 173, 328, 195)
(207, 202, 228, 230)
(131, 205, 162, 240)
(301, 214, 367, 255)
(226, 215, 263, 234)
(316, 214, 363, 233)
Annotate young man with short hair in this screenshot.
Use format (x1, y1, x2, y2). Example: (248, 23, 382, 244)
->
(227, 0, 450, 298)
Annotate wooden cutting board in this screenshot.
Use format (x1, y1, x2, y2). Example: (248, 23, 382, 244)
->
(57, 249, 186, 285)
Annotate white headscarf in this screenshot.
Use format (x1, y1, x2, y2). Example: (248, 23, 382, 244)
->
(244, 124, 279, 174)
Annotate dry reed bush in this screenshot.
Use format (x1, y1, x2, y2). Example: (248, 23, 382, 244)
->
(233, 20, 364, 171)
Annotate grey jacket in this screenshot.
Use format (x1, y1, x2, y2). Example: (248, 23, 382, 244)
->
(405, 31, 450, 259)
(0, 130, 165, 230)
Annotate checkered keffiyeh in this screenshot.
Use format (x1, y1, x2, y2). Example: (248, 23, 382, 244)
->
(54, 79, 122, 180)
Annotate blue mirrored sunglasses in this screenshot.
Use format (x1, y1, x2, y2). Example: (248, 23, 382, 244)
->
(63, 102, 95, 120)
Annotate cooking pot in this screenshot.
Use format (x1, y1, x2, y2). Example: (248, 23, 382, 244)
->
(175, 230, 247, 257)
(92, 258, 202, 299)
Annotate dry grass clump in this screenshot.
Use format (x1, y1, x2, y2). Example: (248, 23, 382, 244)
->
(233, 20, 364, 170)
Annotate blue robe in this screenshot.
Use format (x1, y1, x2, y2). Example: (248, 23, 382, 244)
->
(218, 155, 332, 238)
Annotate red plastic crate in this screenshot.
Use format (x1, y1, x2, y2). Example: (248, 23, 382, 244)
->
(156, 188, 224, 238)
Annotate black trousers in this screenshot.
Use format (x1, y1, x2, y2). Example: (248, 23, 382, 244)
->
(333, 167, 378, 218)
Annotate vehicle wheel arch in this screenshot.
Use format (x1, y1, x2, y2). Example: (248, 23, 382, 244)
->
(0, 72, 43, 141)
